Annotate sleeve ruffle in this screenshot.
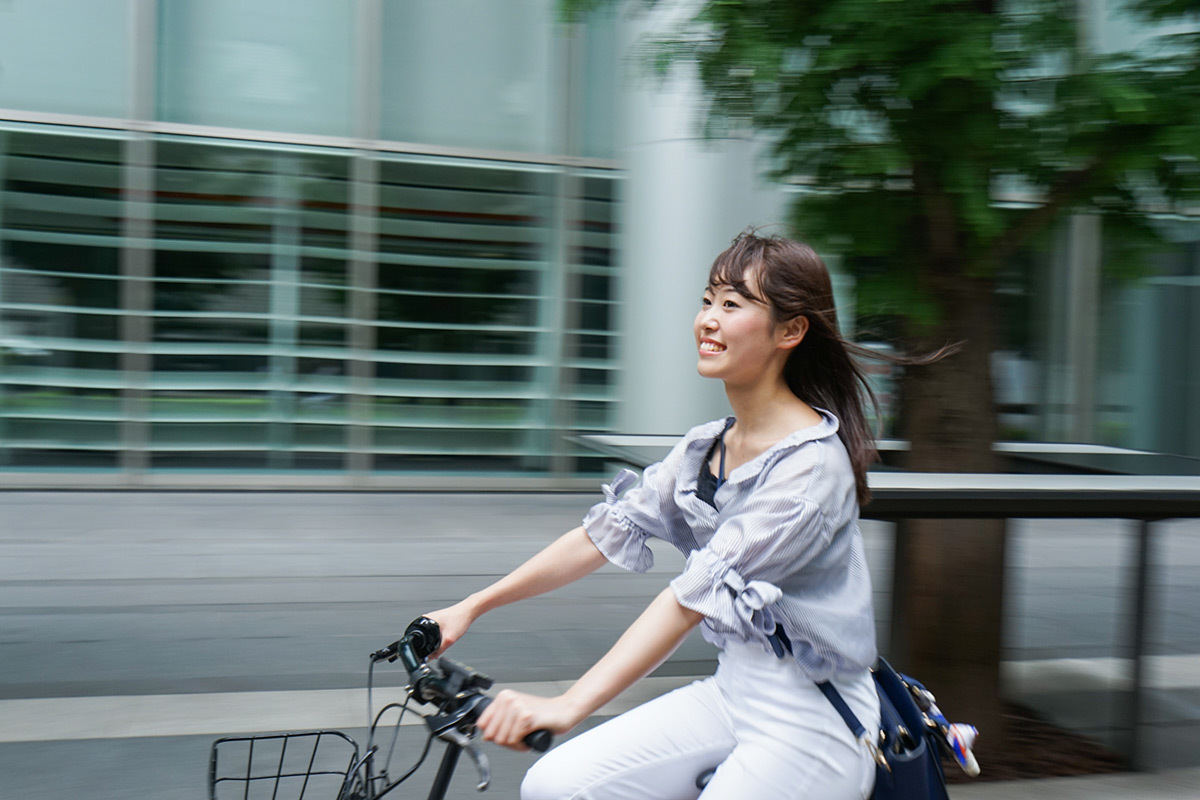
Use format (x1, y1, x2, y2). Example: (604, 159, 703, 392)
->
(581, 469, 655, 573)
(670, 548, 783, 636)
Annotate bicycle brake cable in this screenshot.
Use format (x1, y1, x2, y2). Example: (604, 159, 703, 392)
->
(372, 731, 433, 800)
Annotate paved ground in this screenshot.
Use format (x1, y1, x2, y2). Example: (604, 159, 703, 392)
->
(950, 767, 1200, 799)
(1, 491, 1198, 799)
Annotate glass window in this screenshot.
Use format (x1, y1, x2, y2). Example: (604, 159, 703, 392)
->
(0, 0, 130, 118)
(1096, 221, 1200, 456)
(147, 137, 355, 471)
(1, 125, 624, 480)
(381, 0, 557, 153)
(157, 0, 354, 136)
(1, 128, 125, 468)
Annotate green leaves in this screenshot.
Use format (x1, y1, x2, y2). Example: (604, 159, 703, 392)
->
(560, 0, 1200, 324)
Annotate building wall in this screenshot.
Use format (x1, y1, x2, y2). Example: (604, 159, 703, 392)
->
(1, 0, 1197, 488)
(0, 1, 623, 484)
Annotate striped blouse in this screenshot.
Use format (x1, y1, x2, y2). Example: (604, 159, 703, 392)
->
(581, 409, 877, 681)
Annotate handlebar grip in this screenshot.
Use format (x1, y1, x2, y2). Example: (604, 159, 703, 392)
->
(473, 695, 554, 752)
(524, 729, 554, 753)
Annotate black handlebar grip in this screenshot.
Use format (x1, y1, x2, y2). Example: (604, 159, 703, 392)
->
(404, 616, 442, 660)
(473, 695, 554, 752)
(524, 729, 553, 753)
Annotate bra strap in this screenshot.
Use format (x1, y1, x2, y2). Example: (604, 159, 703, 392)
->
(716, 437, 727, 487)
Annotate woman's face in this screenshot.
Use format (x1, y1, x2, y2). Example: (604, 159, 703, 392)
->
(693, 273, 789, 386)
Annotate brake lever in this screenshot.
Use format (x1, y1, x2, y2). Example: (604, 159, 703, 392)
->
(435, 729, 491, 791)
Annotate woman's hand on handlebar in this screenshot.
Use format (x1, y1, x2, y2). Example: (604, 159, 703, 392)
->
(477, 689, 580, 751)
(423, 600, 476, 657)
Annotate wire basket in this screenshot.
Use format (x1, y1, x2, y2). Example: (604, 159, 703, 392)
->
(209, 731, 359, 800)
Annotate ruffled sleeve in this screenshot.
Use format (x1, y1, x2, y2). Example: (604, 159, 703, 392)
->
(669, 485, 829, 645)
(581, 469, 655, 572)
(581, 437, 691, 573)
(670, 549, 783, 636)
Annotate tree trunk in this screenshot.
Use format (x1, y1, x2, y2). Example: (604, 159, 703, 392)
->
(890, 273, 1009, 763)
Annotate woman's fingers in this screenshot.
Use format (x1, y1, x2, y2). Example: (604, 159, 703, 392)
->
(421, 603, 472, 656)
(479, 689, 538, 750)
(492, 690, 528, 749)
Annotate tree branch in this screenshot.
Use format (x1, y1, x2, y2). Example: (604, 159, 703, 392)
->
(982, 157, 1108, 269)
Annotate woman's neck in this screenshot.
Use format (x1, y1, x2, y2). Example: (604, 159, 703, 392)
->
(723, 377, 820, 449)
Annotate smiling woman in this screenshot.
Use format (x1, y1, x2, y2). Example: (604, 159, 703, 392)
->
(421, 231, 949, 799)
(696, 233, 919, 505)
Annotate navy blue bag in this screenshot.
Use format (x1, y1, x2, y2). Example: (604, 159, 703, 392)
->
(818, 659, 952, 800)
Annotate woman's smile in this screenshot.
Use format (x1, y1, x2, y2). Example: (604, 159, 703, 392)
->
(693, 280, 781, 382)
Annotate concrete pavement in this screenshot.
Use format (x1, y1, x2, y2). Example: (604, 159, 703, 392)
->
(2, 491, 1198, 799)
(950, 767, 1200, 799)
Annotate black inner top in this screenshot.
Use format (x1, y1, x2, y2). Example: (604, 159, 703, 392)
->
(696, 418, 734, 509)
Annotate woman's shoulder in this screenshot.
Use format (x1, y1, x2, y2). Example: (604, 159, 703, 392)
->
(735, 410, 840, 474)
(753, 411, 852, 490)
(760, 415, 858, 516)
(659, 416, 733, 459)
(642, 417, 733, 477)
(682, 416, 734, 443)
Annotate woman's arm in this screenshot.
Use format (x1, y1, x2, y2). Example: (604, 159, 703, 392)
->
(476, 587, 704, 749)
(425, 525, 609, 654)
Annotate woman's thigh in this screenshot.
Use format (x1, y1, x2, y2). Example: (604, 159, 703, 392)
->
(698, 736, 873, 800)
(520, 678, 735, 800)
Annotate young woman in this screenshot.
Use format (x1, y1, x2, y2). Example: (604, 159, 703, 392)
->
(427, 231, 889, 799)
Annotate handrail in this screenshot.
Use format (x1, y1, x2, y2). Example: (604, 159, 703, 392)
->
(862, 473, 1200, 519)
(570, 434, 1200, 519)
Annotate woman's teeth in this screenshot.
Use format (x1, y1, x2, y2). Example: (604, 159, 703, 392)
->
(700, 342, 725, 352)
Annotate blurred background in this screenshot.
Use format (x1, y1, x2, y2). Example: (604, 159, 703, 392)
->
(0, 1, 1198, 798)
(0, 0, 1194, 483)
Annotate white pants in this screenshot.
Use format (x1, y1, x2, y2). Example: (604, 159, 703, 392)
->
(521, 641, 880, 800)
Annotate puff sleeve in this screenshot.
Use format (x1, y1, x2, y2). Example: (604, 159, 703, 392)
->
(669, 475, 829, 642)
(581, 438, 689, 573)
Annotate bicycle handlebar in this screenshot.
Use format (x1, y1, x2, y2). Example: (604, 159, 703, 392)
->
(373, 617, 554, 753)
(473, 696, 554, 753)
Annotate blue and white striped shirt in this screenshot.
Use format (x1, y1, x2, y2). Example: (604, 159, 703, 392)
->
(582, 409, 877, 681)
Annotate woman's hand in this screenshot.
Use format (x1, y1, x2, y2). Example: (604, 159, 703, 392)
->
(476, 689, 582, 751)
(423, 600, 477, 657)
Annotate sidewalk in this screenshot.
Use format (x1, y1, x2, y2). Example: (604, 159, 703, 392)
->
(949, 767, 1200, 799)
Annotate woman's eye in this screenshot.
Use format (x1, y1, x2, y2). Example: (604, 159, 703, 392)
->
(723, 299, 739, 309)
(701, 296, 712, 307)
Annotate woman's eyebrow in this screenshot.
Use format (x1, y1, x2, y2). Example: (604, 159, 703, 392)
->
(731, 285, 765, 303)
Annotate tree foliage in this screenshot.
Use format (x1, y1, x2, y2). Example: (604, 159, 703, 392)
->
(565, 0, 1200, 328)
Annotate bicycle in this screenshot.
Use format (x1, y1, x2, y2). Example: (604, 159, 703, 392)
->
(208, 616, 553, 800)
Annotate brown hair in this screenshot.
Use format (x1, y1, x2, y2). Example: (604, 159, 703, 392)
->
(708, 231, 948, 505)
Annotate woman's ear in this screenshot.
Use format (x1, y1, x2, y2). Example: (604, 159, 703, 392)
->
(777, 316, 809, 351)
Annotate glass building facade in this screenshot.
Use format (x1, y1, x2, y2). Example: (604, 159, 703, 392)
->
(0, 0, 620, 484)
(1, 0, 1198, 486)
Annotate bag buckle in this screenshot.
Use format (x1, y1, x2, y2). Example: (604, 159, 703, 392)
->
(862, 734, 890, 772)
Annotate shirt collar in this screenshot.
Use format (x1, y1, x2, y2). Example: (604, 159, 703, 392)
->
(682, 408, 841, 491)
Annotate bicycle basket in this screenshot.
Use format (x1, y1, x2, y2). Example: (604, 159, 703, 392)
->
(209, 731, 359, 800)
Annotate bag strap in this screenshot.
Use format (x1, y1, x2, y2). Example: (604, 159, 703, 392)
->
(817, 680, 867, 739)
(818, 679, 889, 771)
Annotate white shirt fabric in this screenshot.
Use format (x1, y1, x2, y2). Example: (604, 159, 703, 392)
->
(581, 409, 878, 681)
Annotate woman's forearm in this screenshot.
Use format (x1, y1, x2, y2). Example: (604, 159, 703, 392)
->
(465, 525, 609, 618)
(559, 588, 703, 727)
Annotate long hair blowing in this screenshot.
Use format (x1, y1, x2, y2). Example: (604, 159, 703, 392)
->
(708, 231, 946, 505)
